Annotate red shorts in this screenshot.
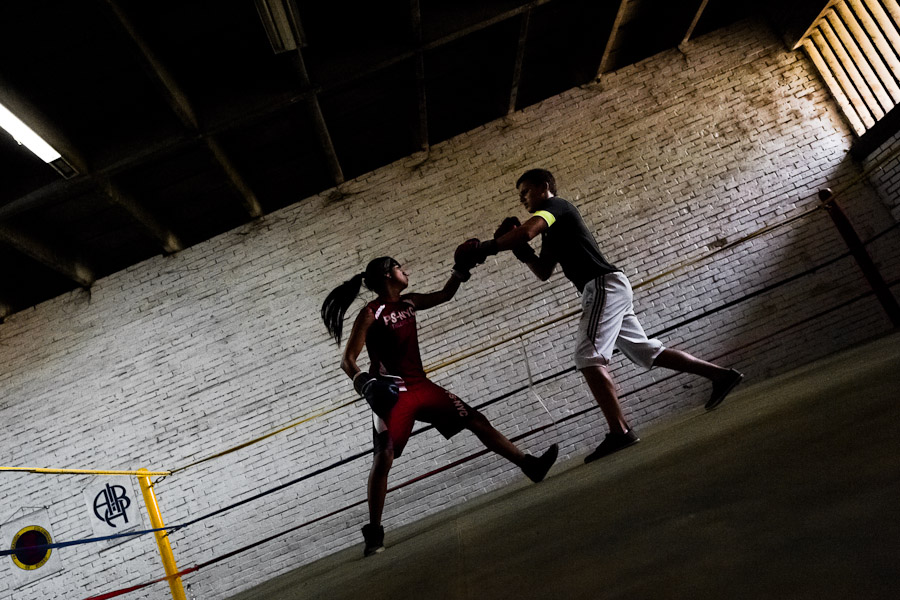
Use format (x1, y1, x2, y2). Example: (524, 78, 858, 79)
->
(372, 378, 476, 458)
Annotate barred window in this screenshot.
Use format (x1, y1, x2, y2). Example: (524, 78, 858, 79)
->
(797, 0, 900, 136)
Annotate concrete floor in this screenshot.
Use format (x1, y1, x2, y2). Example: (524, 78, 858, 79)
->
(229, 331, 900, 600)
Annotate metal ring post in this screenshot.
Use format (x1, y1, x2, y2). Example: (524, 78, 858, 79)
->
(137, 468, 186, 600)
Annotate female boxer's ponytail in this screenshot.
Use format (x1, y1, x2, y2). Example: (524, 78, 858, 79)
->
(321, 257, 400, 345)
(321, 272, 364, 344)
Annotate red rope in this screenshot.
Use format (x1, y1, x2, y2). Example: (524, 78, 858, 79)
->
(80, 444, 515, 599)
(85, 304, 819, 600)
(84, 567, 199, 600)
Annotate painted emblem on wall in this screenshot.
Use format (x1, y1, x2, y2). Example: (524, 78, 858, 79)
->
(93, 483, 132, 528)
(82, 477, 143, 547)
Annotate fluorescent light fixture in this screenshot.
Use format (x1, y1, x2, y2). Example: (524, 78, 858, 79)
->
(0, 101, 61, 163)
(255, 0, 305, 53)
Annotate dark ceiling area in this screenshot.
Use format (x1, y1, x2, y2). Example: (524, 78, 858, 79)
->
(0, 1, 826, 321)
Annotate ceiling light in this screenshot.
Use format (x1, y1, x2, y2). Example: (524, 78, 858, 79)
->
(0, 101, 61, 163)
(255, 0, 305, 53)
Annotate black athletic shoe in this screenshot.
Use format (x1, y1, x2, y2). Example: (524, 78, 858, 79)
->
(362, 524, 385, 557)
(521, 443, 559, 482)
(584, 429, 640, 464)
(706, 369, 744, 410)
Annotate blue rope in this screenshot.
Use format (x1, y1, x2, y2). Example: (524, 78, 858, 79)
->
(0, 524, 184, 556)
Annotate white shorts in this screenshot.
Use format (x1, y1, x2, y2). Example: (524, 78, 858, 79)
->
(574, 272, 664, 370)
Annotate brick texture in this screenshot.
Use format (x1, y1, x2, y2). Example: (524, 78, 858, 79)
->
(1, 18, 898, 600)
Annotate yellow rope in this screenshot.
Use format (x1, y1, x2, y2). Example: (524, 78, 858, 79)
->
(130, 140, 900, 475)
(169, 397, 361, 474)
(188, 141, 900, 468)
(6, 144, 896, 479)
(0, 467, 170, 476)
(426, 141, 900, 372)
(426, 205, 825, 372)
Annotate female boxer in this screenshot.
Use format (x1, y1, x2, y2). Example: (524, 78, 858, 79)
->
(322, 257, 558, 556)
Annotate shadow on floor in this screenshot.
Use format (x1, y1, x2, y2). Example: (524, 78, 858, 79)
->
(229, 332, 900, 600)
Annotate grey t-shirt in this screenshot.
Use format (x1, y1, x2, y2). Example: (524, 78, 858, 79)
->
(535, 196, 619, 292)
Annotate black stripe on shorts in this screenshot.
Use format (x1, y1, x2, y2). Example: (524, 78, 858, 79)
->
(588, 275, 606, 349)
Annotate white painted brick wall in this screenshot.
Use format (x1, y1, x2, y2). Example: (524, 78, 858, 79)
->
(860, 130, 900, 293)
(1, 17, 898, 600)
(864, 130, 900, 223)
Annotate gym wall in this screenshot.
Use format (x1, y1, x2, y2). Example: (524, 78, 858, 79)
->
(1, 17, 897, 600)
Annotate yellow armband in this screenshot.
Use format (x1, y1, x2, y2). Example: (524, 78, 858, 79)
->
(534, 210, 556, 227)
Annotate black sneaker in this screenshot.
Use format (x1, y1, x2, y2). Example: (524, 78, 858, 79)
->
(584, 429, 640, 463)
(361, 523, 384, 557)
(521, 443, 559, 482)
(706, 369, 744, 410)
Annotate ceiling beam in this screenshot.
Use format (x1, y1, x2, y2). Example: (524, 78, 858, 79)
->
(0, 174, 181, 253)
(410, 0, 429, 150)
(681, 0, 710, 45)
(0, 75, 181, 253)
(271, 5, 346, 188)
(508, 10, 532, 114)
(323, 0, 557, 95)
(289, 50, 345, 186)
(7, 0, 575, 223)
(96, 178, 182, 253)
(596, 0, 634, 78)
(104, 0, 264, 217)
(3, 87, 315, 218)
(0, 177, 95, 223)
(104, 1, 198, 130)
(107, 0, 560, 141)
(205, 136, 264, 218)
(0, 226, 94, 288)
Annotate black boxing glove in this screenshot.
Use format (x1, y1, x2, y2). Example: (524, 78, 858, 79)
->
(494, 216, 536, 263)
(494, 216, 521, 239)
(353, 373, 400, 419)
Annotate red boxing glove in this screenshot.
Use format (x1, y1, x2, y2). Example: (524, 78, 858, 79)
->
(455, 238, 499, 272)
(454, 239, 481, 269)
(453, 239, 480, 280)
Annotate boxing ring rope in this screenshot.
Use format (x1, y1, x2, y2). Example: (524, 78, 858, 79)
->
(6, 240, 895, 600)
(125, 141, 900, 483)
(168, 397, 360, 474)
(7, 275, 896, 600)
(6, 229, 891, 545)
(140, 182, 884, 481)
(72, 277, 895, 599)
(0, 468, 170, 476)
(426, 203, 824, 373)
(87, 142, 900, 483)
(2, 144, 897, 598)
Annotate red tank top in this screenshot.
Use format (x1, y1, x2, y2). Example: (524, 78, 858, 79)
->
(365, 298, 426, 381)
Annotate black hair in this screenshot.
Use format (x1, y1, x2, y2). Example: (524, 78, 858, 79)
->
(516, 168, 557, 195)
(321, 257, 400, 344)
